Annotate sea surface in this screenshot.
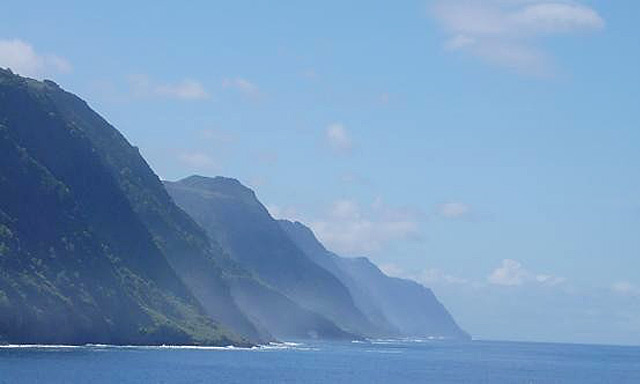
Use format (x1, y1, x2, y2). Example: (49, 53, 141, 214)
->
(1, 339, 639, 383)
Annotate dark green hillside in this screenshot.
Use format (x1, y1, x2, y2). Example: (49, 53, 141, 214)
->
(0, 69, 250, 345)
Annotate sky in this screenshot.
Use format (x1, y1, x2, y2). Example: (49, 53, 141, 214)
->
(1, 0, 639, 346)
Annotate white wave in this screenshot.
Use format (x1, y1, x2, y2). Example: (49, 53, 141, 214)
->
(365, 337, 449, 345)
(0, 342, 316, 352)
(99, 344, 261, 351)
(364, 349, 404, 354)
(0, 344, 251, 351)
(260, 341, 317, 351)
(0, 344, 83, 349)
(280, 341, 302, 347)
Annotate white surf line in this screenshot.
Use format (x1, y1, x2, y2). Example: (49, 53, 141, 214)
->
(0, 341, 314, 351)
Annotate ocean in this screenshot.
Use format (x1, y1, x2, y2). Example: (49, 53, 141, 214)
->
(1, 339, 639, 383)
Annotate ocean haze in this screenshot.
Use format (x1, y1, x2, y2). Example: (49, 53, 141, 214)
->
(165, 175, 468, 340)
(0, 0, 638, 347)
(0, 70, 468, 345)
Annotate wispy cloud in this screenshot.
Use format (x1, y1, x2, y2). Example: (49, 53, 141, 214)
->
(383, 260, 568, 290)
(247, 175, 269, 189)
(379, 263, 405, 277)
(420, 268, 470, 285)
(0, 39, 71, 78)
(380, 264, 471, 287)
(267, 204, 304, 222)
(339, 171, 371, 186)
(178, 152, 220, 171)
(488, 259, 566, 286)
(269, 194, 424, 256)
(129, 74, 210, 100)
(255, 150, 279, 165)
(156, 80, 209, 100)
(311, 198, 422, 255)
(488, 259, 529, 286)
(429, 0, 605, 75)
(436, 202, 472, 219)
(611, 281, 640, 297)
(269, 197, 422, 256)
(325, 123, 353, 154)
(222, 77, 261, 99)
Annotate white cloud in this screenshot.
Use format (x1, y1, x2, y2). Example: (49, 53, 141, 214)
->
(156, 79, 209, 100)
(310, 198, 421, 255)
(612, 281, 640, 297)
(178, 152, 219, 170)
(436, 202, 471, 219)
(445, 35, 476, 51)
(247, 175, 269, 189)
(0, 39, 71, 78)
(129, 74, 209, 100)
(430, 0, 605, 75)
(266, 204, 304, 222)
(46, 55, 72, 73)
(222, 77, 261, 98)
(510, 3, 605, 34)
(379, 264, 470, 287)
(535, 274, 567, 286)
(488, 259, 529, 286)
(381, 260, 567, 290)
(488, 259, 566, 286)
(420, 268, 469, 285)
(325, 123, 353, 154)
(379, 263, 406, 278)
(329, 199, 360, 219)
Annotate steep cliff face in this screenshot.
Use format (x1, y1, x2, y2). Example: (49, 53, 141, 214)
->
(226, 275, 355, 340)
(0, 70, 252, 345)
(165, 176, 468, 340)
(0, 69, 468, 344)
(279, 220, 471, 340)
(165, 176, 378, 337)
(277, 221, 398, 336)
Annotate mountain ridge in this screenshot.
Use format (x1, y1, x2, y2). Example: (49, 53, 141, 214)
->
(166, 175, 469, 340)
(0, 69, 469, 345)
(279, 219, 470, 340)
(0, 69, 249, 345)
(165, 176, 379, 338)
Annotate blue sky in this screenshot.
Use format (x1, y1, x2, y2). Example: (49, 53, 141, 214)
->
(1, 0, 639, 345)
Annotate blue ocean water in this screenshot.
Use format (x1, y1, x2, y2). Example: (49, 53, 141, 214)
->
(1, 340, 639, 383)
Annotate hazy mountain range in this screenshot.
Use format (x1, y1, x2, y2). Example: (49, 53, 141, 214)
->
(0, 68, 468, 345)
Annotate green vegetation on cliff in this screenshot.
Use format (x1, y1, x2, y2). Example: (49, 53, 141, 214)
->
(0, 69, 249, 345)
